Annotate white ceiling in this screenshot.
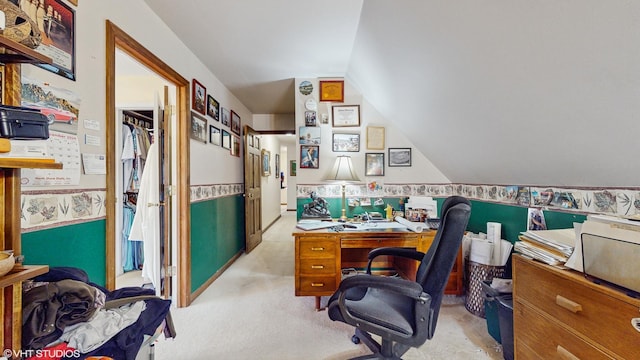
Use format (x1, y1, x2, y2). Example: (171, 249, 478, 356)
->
(143, 0, 640, 187)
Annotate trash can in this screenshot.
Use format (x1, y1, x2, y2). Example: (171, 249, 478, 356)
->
(496, 295, 514, 360)
(481, 280, 511, 344)
(465, 260, 506, 318)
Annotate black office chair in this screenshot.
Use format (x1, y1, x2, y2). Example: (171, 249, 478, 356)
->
(328, 196, 471, 360)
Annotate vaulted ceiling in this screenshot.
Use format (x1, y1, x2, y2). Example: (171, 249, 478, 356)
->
(143, 0, 640, 187)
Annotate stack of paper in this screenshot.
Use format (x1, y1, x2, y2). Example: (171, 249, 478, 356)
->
(517, 228, 576, 265)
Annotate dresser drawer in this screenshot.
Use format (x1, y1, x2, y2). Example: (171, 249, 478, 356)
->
(298, 239, 337, 258)
(297, 275, 337, 295)
(341, 237, 418, 249)
(299, 258, 337, 275)
(514, 303, 613, 360)
(514, 257, 640, 359)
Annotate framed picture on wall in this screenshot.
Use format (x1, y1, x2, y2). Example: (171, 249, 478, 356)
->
(365, 153, 385, 176)
(300, 145, 319, 169)
(319, 80, 344, 102)
(209, 125, 220, 145)
(231, 135, 240, 157)
(261, 149, 271, 176)
(222, 129, 231, 149)
(332, 133, 360, 152)
(388, 148, 412, 167)
(207, 95, 219, 120)
(192, 79, 206, 114)
(221, 107, 230, 126)
(35, 0, 76, 80)
(190, 112, 207, 143)
(275, 153, 280, 178)
(332, 105, 360, 127)
(231, 110, 241, 135)
(290, 160, 297, 176)
(366, 126, 385, 150)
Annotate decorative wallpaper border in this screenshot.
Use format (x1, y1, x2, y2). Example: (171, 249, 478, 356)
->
(297, 183, 640, 217)
(190, 183, 244, 203)
(21, 189, 107, 232)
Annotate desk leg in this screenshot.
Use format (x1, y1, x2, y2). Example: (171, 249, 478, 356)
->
(315, 296, 325, 311)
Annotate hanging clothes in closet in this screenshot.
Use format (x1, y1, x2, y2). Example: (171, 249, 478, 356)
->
(121, 112, 153, 273)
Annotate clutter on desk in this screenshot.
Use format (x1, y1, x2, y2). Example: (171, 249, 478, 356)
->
(516, 227, 576, 266)
(564, 215, 640, 295)
(404, 196, 437, 220)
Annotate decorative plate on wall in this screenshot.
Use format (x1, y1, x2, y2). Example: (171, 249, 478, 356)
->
(305, 98, 317, 111)
(299, 81, 313, 95)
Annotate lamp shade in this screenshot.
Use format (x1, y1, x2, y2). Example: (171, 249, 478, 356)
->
(325, 155, 360, 182)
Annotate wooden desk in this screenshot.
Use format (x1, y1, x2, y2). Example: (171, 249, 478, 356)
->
(293, 227, 463, 310)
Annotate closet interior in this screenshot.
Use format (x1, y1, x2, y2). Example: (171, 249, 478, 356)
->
(119, 109, 154, 287)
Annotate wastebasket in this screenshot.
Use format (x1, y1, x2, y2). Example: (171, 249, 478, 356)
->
(465, 260, 506, 318)
(496, 295, 514, 360)
(481, 280, 511, 343)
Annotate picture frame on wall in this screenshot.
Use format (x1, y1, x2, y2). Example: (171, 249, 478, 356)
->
(332, 133, 360, 152)
(190, 112, 207, 143)
(332, 105, 360, 127)
(192, 79, 206, 114)
(275, 153, 280, 178)
(299, 126, 321, 144)
(365, 153, 385, 176)
(305, 111, 317, 126)
(300, 145, 319, 169)
(261, 149, 271, 176)
(366, 126, 385, 150)
(207, 95, 219, 121)
(209, 125, 221, 145)
(35, 0, 76, 80)
(221, 107, 230, 127)
(388, 148, 412, 167)
(290, 160, 297, 176)
(222, 129, 231, 149)
(231, 135, 240, 157)
(231, 110, 241, 135)
(319, 80, 344, 102)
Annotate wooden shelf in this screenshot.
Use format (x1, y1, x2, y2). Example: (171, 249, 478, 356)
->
(0, 157, 62, 169)
(0, 35, 52, 64)
(0, 265, 48, 289)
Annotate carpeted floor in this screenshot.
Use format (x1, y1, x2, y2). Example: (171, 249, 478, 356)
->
(153, 211, 505, 359)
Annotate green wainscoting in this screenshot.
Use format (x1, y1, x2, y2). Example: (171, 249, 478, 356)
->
(297, 197, 587, 243)
(22, 219, 107, 286)
(190, 195, 245, 293)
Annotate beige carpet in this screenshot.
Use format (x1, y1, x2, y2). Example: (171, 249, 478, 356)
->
(153, 212, 505, 359)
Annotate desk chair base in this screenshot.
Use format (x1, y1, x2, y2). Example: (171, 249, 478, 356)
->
(350, 328, 410, 360)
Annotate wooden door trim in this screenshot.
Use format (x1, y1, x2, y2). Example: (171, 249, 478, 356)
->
(106, 20, 192, 307)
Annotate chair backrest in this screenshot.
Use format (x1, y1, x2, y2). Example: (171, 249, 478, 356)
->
(415, 196, 471, 338)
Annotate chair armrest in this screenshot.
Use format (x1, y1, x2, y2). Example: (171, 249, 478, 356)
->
(366, 247, 425, 274)
(338, 274, 425, 300)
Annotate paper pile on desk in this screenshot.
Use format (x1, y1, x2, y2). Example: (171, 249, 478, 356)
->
(516, 227, 577, 266)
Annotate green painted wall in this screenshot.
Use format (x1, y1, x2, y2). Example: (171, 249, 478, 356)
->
(190, 195, 245, 293)
(22, 220, 107, 286)
(297, 197, 587, 242)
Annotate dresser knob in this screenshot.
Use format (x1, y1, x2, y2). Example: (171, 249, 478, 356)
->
(311, 247, 324, 251)
(556, 295, 582, 313)
(557, 345, 581, 360)
(311, 265, 324, 269)
(311, 283, 324, 287)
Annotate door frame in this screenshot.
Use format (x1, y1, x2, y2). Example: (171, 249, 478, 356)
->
(105, 20, 192, 307)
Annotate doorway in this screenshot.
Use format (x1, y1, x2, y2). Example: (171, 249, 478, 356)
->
(106, 21, 192, 307)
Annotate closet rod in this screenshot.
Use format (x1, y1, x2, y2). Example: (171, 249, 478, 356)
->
(122, 110, 153, 122)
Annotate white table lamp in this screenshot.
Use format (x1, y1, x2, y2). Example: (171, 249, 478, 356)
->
(325, 155, 360, 221)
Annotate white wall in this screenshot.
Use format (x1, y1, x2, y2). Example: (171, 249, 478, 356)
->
(259, 135, 282, 228)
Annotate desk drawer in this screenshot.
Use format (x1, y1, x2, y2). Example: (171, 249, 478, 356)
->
(299, 258, 336, 275)
(341, 237, 418, 249)
(298, 239, 337, 258)
(515, 258, 640, 358)
(514, 303, 612, 360)
(298, 275, 337, 295)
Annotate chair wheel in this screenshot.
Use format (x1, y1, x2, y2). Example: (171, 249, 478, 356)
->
(351, 335, 360, 344)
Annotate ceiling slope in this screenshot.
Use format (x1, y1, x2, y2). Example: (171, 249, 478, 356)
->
(145, 0, 640, 187)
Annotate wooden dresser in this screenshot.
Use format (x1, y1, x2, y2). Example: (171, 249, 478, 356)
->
(513, 255, 640, 359)
(294, 228, 464, 310)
